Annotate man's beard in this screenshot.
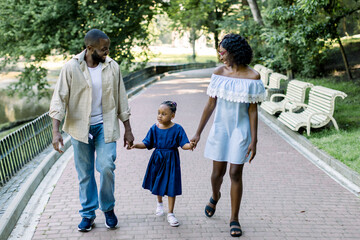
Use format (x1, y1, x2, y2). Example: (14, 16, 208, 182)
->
(92, 50, 105, 63)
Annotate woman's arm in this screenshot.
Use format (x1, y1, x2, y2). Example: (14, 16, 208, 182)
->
(247, 103, 258, 163)
(190, 96, 217, 149)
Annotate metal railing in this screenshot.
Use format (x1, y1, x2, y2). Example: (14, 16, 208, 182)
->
(0, 62, 216, 186)
(0, 113, 53, 186)
(123, 62, 216, 90)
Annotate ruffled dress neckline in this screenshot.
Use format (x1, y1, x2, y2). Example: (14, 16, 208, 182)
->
(207, 74, 266, 103)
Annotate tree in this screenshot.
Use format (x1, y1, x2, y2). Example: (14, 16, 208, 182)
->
(247, 0, 264, 26)
(164, 0, 238, 60)
(0, 0, 164, 99)
(298, 0, 360, 80)
(164, 0, 207, 61)
(217, 1, 264, 63)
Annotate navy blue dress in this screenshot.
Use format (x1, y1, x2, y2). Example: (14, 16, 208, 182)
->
(142, 123, 189, 197)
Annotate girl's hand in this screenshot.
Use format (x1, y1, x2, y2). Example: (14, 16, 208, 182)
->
(190, 134, 200, 150)
(246, 142, 257, 163)
(127, 143, 138, 150)
(128, 142, 146, 150)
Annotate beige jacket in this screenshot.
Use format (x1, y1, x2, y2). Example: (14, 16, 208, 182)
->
(49, 50, 131, 143)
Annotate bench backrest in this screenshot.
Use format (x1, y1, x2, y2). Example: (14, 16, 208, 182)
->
(254, 64, 264, 72)
(268, 73, 288, 89)
(285, 80, 313, 103)
(259, 67, 273, 87)
(307, 86, 347, 116)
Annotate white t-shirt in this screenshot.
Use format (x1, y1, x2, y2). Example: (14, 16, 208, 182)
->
(88, 63, 103, 125)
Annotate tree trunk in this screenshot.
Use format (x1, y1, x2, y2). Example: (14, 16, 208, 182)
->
(214, 30, 219, 49)
(191, 28, 196, 62)
(287, 55, 294, 80)
(247, 0, 264, 26)
(242, 0, 249, 21)
(337, 35, 352, 80)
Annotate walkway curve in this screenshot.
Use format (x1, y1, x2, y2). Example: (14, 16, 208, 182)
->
(29, 68, 360, 239)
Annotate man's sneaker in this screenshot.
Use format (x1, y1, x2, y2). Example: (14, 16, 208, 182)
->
(104, 209, 118, 229)
(78, 217, 95, 232)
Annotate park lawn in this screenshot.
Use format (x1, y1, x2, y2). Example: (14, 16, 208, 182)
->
(0, 122, 28, 139)
(299, 76, 360, 174)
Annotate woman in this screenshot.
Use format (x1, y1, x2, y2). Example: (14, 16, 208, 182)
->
(191, 33, 266, 237)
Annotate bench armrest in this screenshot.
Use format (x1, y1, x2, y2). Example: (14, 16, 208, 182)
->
(283, 101, 308, 112)
(270, 93, 286, 102)
(306, 112, 338, 136)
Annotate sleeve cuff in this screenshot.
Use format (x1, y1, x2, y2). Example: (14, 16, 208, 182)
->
(118, 108, 131, 122)
(49, 111, 64, 121)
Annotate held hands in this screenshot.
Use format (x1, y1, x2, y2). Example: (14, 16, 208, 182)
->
(189, 142, 196, 151)
(124, 129, 134, 149)
(182, 142, 195, 151)
(189, 134, 200, 150)
(127, 142, 146, 150)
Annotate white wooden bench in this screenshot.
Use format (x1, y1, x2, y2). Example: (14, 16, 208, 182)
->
(259, 67, 273, 88)
(261, 80, 314, 115)
(254, 64, 264, 72)
(268, 72, 288, 89)
(278, 86, 347, 136)
(264, 72, 288, 102)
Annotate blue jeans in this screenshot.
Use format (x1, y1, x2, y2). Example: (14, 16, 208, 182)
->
(71, 123, 117, 219)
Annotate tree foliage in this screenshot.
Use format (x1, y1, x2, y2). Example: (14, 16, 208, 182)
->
(298, 0, 360, 79)
(164, 0, 207, 61)
(0, 0, 164, 98)
(164, 0, 238, 60)
(261, 0, 328, 78)
(218, 0, 360, 78)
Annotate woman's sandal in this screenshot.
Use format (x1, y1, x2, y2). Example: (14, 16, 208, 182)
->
(204, 192, 221, 217)
(230, 221, 242, 237)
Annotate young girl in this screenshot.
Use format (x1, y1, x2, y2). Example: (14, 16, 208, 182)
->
(130, 101, 193, 227)
(191, 34, 266, 237)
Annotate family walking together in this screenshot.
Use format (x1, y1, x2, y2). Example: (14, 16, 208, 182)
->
(50, 29, 266, 238)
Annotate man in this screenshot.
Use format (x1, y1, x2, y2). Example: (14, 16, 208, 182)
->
(50, 29, 134, 232)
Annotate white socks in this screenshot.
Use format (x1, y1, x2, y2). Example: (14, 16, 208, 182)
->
(156, 202, 164, 216)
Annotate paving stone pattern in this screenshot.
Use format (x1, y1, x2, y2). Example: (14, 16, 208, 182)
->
(32, 69, 360, 239)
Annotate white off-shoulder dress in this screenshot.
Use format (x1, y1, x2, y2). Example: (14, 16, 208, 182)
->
(204, 74, 266, 164)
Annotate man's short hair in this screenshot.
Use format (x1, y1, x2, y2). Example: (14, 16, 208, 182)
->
(84, 29, 109, 47)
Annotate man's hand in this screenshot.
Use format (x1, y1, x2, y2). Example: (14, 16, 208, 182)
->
(122, 119, 134, 148)
(124, 129, 134, 148)
(52, 131, 64, 153)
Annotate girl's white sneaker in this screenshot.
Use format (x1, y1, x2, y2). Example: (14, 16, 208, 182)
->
(156, 202, 164, 216)
(167, 213, 180, 227)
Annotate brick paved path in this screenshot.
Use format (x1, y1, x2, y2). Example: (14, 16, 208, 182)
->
(32, 69, 360, 239)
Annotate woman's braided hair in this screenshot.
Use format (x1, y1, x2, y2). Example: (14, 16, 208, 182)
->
(219, 33, 253, 66)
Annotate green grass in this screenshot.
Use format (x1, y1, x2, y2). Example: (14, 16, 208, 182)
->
(309, 128, 360, 173)
(299, 76, 360, 174)
(149, 54, 218, 64)
(0, 122, 28, 139)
